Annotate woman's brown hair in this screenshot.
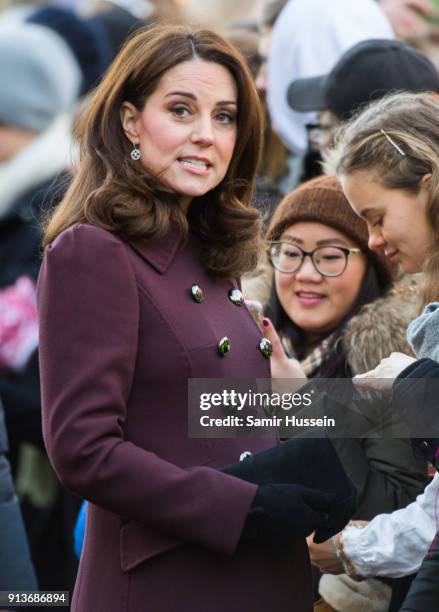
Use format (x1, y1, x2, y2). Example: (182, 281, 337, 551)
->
(43, 24, 264, 279)
(327, 92, 439, 305)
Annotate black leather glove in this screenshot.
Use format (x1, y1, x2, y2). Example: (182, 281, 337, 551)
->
(223, 436, 356, 543)
(242, 483, 336, 544)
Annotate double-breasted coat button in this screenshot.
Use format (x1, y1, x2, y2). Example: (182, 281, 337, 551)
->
(239, 451, 252, 461)
(218, 336, 230, 357)
(259, 337, 273, 359)
(191, 284, 203, 303)
(228, 288, 244, 306)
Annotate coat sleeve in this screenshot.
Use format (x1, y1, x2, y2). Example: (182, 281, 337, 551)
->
(37, 224, 257, 556)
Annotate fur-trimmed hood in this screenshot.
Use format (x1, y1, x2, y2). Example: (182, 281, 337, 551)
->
(343, 274, 421, 375)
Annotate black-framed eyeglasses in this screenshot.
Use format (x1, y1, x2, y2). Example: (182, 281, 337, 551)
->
(269, 241, 361, 277)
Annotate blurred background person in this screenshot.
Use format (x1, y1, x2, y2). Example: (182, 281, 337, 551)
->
(27, 5, 113, 97)
(266, 0, 394, 158)
(263, 0, 439, 188)
(0, 20, 82, 594)
(181, 0, 257, 26)
(222, 11, 285, 219)
(0, 399, 37, 595)
(1, 1, 184, 62)
(379, 0, 436, 40)
(288, 39, 439, 158)
(412, 23, 439, 71)
(252, 0, 290, 210)
(403, 0, 439, 73)
(254, 0, 286, 94)
(84, 0, 185, 25)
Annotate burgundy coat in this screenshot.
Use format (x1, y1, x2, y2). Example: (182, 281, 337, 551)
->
(37, 223, 312, 612)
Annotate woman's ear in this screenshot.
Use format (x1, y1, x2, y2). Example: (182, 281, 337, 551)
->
(422, 173, 432, 188)
(120, 102, 140, 144)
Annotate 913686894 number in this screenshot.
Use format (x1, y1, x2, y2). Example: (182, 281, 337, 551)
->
(0, 591, 69, 607)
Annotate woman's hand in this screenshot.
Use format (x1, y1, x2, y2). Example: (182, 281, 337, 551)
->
(308, 519, 370, 574)
(353, 352, 417, 391)
(262, 317, 307, 381)
(307, 534, 344, 574)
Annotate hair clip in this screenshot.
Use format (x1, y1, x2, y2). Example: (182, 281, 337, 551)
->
(380, 129, 406, 157)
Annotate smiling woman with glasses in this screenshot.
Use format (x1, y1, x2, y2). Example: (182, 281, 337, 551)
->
(266, 176, 393, 363)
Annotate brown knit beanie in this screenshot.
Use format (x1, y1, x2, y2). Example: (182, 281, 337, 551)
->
(267, 175, 393, 284)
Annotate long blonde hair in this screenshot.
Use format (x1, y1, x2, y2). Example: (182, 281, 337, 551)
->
(328, 92, 439, 305)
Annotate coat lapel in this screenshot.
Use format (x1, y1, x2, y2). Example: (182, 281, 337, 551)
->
(126, 224, 183, 275)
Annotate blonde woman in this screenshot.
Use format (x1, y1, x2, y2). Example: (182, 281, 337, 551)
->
(309, 91, 439, 611)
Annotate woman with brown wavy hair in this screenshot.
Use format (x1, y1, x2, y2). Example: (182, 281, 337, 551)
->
(36, 24, 353, 611)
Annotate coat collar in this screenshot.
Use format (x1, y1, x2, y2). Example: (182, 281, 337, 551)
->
(127, 224, 183, 274)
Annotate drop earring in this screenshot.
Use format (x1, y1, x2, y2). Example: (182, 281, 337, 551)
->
(131, 143, 141, 161)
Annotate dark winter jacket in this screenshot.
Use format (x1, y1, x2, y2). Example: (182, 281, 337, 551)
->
(0, 400, 37, 591)
(0, 174, 81, 594)
(0, 178, 59, 453)
(392, 358, 439, 611)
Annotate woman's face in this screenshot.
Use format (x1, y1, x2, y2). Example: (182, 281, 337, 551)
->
(275, 221, 367, 338)
(340, 171, 432, 274)
(121, 58, 238, 210)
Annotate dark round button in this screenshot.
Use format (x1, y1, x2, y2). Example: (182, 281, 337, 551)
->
(259, 337, 273, 359)
(228, 288, 244, 306)
(218, 336, 230, 357)
(191, 284, 203, 303)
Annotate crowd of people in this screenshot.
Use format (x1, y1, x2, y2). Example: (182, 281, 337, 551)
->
(1, 1, 439, 611)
